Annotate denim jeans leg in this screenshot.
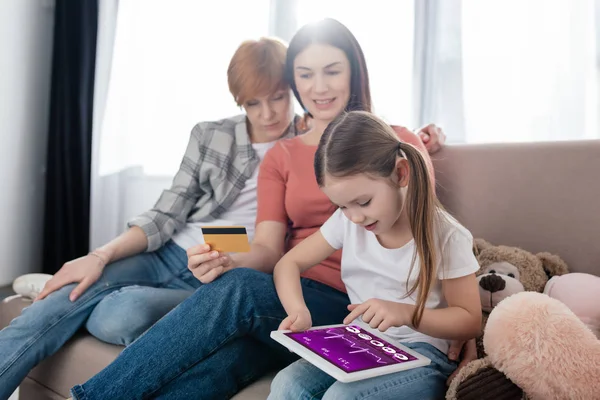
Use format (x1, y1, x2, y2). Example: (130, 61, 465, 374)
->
(0, 241, 193, 399)
(85, 286, 194, 346)
(85, 240, 197, 346)
(268, 358, 336, 400)
(269, 342, 457, 400)
(323, 343, 456, 400)
(70, 268, 350, 400)
(152, 336, 290, 400)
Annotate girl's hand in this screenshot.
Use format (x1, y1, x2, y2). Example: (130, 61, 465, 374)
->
(446, 338, 478, 385)
(343, 299, 413, 332)
(187, 244, 235, 283)
(278, 308, 313, 332)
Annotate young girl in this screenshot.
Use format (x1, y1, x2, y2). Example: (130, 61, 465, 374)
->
(269, 110, 482, 400)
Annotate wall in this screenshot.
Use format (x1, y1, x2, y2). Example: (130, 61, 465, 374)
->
(0, 0, 55, 285)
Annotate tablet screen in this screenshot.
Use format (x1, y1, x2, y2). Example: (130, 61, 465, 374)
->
(284, 325, 418, 373)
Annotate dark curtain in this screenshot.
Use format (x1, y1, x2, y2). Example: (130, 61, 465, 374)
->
(42, 0, 98, 274)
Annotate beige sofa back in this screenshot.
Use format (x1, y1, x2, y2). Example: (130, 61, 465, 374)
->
(432, 139, 600, 275)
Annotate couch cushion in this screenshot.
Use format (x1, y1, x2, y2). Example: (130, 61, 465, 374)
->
(231, 374, 274, 400)
(20, 377, 70, 400)
(432, 140, 600, 276)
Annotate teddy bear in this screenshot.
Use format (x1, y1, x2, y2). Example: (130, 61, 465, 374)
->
(543, 272, 600, 338)
(480, 273, 600, 400)
(483, 291, 600, 400)
(446, 238, 570, 400)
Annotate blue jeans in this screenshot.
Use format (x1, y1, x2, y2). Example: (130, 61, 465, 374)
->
(86, 285, 193, 346)
(70, 268, 351, 400)
(268, 342, 457, 400)
(0, 240, 197, 400)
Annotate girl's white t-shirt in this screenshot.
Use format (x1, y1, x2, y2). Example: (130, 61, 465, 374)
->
(319, 208, 480, 355)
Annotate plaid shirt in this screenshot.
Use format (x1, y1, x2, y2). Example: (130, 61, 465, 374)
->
(128, 114, 300, 252)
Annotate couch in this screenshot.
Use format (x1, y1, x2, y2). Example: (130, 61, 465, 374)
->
(2, 139, 599, 399)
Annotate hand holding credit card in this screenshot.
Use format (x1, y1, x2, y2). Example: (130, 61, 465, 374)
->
(201, 226, 250, 253)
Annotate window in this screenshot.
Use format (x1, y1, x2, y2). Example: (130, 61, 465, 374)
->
(98, 0, 599, 180)
(459, 0, 597, 143)
(99, 0, 271, 176)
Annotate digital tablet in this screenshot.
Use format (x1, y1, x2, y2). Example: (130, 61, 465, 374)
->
(270, 324, 431, 382)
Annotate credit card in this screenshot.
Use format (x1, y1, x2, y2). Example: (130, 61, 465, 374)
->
(201, 226, 250, 253)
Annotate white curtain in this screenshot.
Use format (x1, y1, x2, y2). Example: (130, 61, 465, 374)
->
(90, 0, 119, 251)
(415, 0, 598, 143)
(413, 0, 465, 142)
(90, 0, 271, 249)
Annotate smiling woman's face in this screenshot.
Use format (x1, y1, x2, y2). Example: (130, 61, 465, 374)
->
(293, 43, 351, 125)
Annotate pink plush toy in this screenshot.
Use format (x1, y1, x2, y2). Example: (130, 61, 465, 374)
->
(483, 290, 600, 400)
(543, 272, 600, 338)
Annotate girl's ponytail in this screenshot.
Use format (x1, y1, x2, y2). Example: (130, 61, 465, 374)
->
(399, 142, 439, 328)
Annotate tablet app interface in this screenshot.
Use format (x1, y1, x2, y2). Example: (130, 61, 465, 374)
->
(284, 325, 417, 373)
